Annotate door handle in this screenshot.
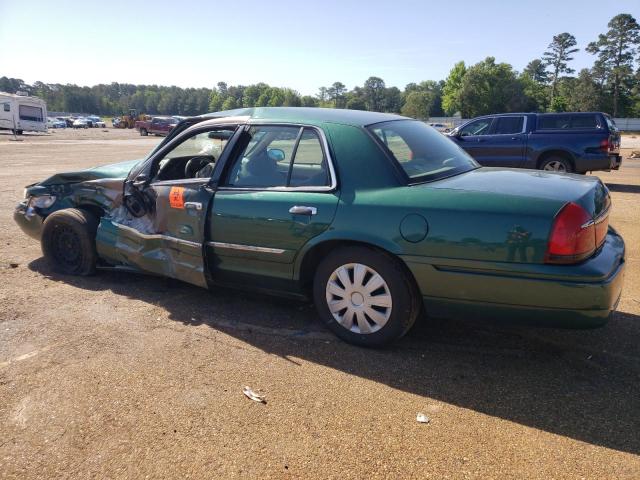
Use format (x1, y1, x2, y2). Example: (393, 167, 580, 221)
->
(184, 201, 202, 210)
(289, 205, 317, 216)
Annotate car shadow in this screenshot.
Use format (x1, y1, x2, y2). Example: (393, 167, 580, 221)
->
(605, 183, 640, 194)
(29, 258, 640, 455)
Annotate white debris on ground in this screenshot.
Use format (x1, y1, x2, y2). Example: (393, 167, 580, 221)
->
(416, 413, 430, 424)
(243, 386, 267, 404)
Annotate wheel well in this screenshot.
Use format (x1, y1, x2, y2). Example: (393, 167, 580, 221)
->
(298, 240, 420, 297)
(536, 150, 575, 170)
(76, 204, 105, 219)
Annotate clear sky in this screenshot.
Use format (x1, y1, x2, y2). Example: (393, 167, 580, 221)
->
(1, 0, 638, 95)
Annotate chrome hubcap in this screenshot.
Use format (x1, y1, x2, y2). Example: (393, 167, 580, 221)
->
(543, 160, 566, 172)
(325, 263, 392, 334)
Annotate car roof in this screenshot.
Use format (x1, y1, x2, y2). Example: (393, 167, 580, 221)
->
(199, 107, 407, 127)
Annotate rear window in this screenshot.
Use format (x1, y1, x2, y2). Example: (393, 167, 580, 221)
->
(368, 120, 478, 182)
(604, 115, 617, 131)
(537, 114, 599, 130)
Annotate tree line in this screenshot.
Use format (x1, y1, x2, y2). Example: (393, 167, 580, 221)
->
(2, 13, 639, 119)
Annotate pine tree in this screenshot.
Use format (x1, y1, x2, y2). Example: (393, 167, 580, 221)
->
(543, 33, 579, 107)
(586, 13, 640, 116)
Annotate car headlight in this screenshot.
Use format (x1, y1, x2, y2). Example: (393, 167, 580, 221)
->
(28, 195, 57, 208)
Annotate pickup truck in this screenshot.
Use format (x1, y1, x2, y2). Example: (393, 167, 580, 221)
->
(448, 112, 621, 173)
(134, 116, 178, 136)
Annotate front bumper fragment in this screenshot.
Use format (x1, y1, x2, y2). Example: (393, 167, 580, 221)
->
(14, 201, 44, 240)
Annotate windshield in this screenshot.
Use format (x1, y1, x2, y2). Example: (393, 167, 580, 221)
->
(368, 120, 478, 182)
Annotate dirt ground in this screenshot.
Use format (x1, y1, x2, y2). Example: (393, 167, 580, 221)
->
(1, 128, 639, 479)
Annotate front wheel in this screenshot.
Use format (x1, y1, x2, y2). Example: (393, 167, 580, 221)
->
(313, 247, 420, 347)
(140, 128, 148, 136)
(540, 156, 572, 173)
(41, 208, 99, 275)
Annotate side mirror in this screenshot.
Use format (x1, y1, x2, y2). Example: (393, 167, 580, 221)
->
(267, 148, 285, 162)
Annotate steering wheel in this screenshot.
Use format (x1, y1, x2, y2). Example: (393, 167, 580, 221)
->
(185, 156, 214, 178)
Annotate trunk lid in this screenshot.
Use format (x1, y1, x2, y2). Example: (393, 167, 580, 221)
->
(430, 167, 610, 220)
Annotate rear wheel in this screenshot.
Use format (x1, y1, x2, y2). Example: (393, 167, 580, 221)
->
(41, 208, 99, 275)
(540, 156, 572, 173)
(313, 246, 420, 347)
(140, 128, 148, 136)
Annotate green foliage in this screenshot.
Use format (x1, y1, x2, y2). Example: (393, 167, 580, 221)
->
(456, 57, 529, 117)
(401, 81, 444, 118)
(543, 32, 579, 106)
(586, 13, 640, 116)
(566, 70, 601, 112)
(523, 59, 548, 83)
(363, 76, 386, 111)
(327, 82, 347, 108)
(442, 61, 466, 115)
(401, 91, 432, 119)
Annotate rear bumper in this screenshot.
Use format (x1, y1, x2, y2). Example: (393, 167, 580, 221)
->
(574, 154, 613, 173)
(610, 154, 622, 170)
(402, 230, 625, 328)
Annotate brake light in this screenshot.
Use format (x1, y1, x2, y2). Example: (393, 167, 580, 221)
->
(545, 202, 598, 264)
(599, 139, 609, 152)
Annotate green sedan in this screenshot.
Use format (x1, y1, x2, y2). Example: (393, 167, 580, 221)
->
(14, 108, 625, 347)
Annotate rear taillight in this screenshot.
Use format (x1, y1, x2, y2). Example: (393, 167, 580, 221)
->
(545, 202, 609, 264)
(599, 138, 610, 153)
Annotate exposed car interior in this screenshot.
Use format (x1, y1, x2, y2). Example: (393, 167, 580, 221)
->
(152, 129, 235, 181)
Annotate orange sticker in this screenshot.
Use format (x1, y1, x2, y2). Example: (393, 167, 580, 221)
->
(169, 186, 185, 209)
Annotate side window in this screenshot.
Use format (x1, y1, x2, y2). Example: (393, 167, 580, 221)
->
(459, 118, 492, 136)
(226, 125, 330, 189)
(493, 116, 524, 134)
(538, 115, 571, 130)
(153, 127, 235, 181)
(3, 103, 9, 112)
(289, 129, 328, 187)
(570, 115, 598, 129)
(18, 105, 43, 122)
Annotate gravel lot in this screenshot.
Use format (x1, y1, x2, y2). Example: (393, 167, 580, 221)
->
(1, 128, 639, 479)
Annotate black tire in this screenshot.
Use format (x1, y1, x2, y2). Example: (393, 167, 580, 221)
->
(140, 128, 148, 136)
(539, 156, 572, 173)
(313, 246, 420, 347)
(13, 129, 23, 135)
(41, 208, 99, 275)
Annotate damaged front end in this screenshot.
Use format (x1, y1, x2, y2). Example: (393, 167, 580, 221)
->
(14, 159, 143, 241)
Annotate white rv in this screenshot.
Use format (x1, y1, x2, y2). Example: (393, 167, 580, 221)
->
(0, 92, 48, 134)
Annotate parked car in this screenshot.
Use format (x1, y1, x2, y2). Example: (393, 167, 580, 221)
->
(47, 117, 66, 129)
(448, 112, 621, 173)
(88, 116, 106, 128)
(60, 116, 75, 128)
(428, 122, 450, 133)
(14, 108, 625, 347)
(135, 116, 178, 136)
(72, 117, 89, 129)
